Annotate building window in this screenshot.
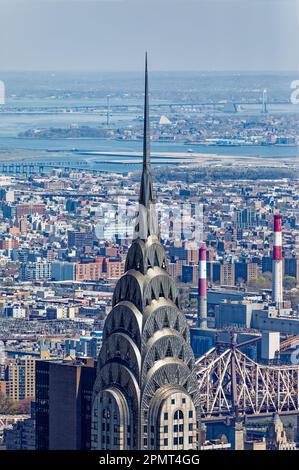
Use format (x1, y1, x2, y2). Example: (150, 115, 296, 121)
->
(188, 410, 193, 418)
(174, 410, 184, 420)
(164, 438, 168, 446)
(179, 437, 183, 445)
(189, 436, 193, 444)
(164, 412, 168, 420)
(188, 423, 193, 431)
(164, 425, 168, 433)
(173, 437, 178, 445)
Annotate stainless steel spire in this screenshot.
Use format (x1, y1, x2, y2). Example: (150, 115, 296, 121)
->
(139, 52, 154, 207)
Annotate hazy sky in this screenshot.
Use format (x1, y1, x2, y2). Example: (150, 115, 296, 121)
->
(0, 0, 298, 72)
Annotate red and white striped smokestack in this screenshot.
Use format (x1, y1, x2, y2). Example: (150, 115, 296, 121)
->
(272, 214, 283, 307)
(197, 243, 207, 328)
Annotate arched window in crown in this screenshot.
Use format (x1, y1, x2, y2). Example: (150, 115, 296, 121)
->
(91, 389, 131, 450)
(146, 390, 198, 450)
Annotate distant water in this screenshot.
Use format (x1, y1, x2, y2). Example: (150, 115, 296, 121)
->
(0, 136, 298, 156)
(0, 71, 298, 172)
(0, 137, 297, 173)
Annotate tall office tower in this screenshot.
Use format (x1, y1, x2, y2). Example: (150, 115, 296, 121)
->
(236, 206, 256, 229)
(35, 358, 96, 450)
(272, 214, 283, 307)
(91, 55, 200, 451)
(197, 243, 207, 328)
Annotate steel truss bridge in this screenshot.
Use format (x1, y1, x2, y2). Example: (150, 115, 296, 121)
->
(0, 161, 89, 176)
(195, 338, 299, 422)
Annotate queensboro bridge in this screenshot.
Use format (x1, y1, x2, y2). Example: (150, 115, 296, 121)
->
(91, 55, 200, 451)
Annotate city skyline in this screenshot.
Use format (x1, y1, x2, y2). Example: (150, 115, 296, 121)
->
(0, 0, 299, 456)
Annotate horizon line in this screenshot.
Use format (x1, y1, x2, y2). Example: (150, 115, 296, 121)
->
(0, 69, 298, 74)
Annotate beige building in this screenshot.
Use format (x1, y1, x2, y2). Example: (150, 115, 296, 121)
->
(5, 357, 36, 401)
(247, 262, 259, 282)
(244, 439, 266, 450)
(104, 259, 125, 279)
(220, 262, 235, 286)
(75, 260, 104, 281)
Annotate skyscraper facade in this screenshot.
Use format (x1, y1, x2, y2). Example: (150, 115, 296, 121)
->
(35, 358, 96, 450)
(91, 55, 200, 451)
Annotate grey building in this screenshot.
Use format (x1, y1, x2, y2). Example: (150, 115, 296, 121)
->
(213, 299, 299, 336)
(91, 56, 200, 451)
(67, 230, 94, 250)
(235, 206, 256, 229)
(51, 261, 76, 281)
(215, 301, 265, 329)
(20, 261, 51, 281)
(5, 416, 35, 450)
(252, 307, 299, 335)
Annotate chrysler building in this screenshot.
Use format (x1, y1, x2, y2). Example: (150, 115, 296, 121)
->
(91, 54, 200, 450)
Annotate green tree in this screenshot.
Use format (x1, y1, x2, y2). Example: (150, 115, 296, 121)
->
(247, 274, 271, 291)
(283, 276, 296, 291)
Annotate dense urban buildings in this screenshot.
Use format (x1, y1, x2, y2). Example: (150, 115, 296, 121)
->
(0, 64, 298, 452)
